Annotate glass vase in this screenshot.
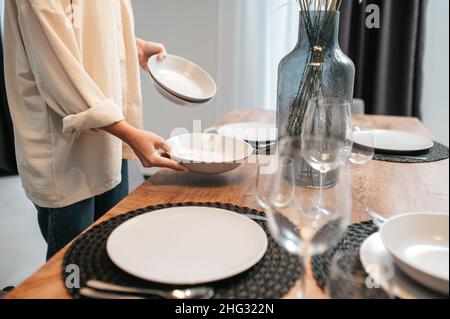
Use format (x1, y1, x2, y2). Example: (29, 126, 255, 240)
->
(276, 11, 355, 187)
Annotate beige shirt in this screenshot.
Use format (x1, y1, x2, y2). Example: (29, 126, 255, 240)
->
(4, 0, 143, 208)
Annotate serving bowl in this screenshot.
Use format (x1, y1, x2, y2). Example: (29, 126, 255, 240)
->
(380, 212, 449, 295)
(148, 54, 216, 103)
(165, 134, 253, 174)
(152, 80, 195, 107)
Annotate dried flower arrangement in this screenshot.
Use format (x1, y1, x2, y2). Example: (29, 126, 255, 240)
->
(283, 0, 344, 137)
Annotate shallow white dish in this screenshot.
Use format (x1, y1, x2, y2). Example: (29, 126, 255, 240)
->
(360, 233, 445, 299)
(217, 122, 277, 144)
(152, 80, 196, 106)
(380, 212, 449, 295)
(353, 129, 434, 153)
(166, 133, 254, 174)
(148, 54, 216, 102)
(107, 206, 268, 285)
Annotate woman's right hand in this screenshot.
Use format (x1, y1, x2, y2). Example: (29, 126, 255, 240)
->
(103, 121, 187, 172)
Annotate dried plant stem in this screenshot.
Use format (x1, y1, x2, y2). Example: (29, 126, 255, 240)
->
(283, 0, 343, 137)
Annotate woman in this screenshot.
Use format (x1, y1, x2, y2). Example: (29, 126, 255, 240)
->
(3, 0, 186, 259)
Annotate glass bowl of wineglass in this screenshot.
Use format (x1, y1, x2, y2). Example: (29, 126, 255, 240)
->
(263, 136, 352, 298)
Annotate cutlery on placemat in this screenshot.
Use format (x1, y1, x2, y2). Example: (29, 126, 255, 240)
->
(80, 287, 145, 299)
(243, 214, 268, 222)
(84, 280, 214, 299)
(366, 208, 386, 228)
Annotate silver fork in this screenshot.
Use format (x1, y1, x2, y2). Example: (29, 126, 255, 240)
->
(82, 280, 214, 299)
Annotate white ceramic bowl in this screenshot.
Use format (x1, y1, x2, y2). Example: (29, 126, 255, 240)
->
(166, 134, 253, 174)
(152, 80, 196, 106)
(148, 54, 216, 102)
(360, 233, 445, 299)
(380, 212, 449, 295)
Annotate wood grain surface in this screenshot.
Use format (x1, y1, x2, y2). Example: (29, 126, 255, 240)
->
(6, 109, 449, 299)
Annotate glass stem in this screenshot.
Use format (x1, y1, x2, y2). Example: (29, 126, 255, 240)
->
(318, 171, 325, 207)
(295, 254, 313, 299)
(295, 255, 306, 299)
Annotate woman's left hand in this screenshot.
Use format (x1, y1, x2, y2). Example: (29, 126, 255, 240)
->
(136, 38, 167, 70)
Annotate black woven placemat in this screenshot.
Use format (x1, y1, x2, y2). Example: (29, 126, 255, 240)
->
(62, 202, 302, 299)
(373, 142, 449, 163)
(311, 221, 378, 290)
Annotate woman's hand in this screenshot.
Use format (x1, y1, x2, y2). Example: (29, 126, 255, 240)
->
(136, 37, 167, 70)
(103, 121, 187, 172)
(126, 129, 187, 171)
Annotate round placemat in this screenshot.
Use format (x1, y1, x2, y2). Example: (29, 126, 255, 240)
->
(311, 221, 378, 290)
(373, 142, 449, 163)
(62, 202, 302, 299)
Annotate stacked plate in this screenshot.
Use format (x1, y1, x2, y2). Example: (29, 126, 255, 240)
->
(214, 122, 277, 153)
(360, 212, 449, 298)
(148, 54, 217, 106)
(353, 129, 434, 154)
(106, 206, 268, 285)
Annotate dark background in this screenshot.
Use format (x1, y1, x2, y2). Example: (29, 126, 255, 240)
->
(0, 23, 17, 176)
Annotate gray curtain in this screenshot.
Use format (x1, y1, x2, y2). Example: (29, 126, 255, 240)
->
(339, 0, 428, 118)
(0, 28, 18, 176)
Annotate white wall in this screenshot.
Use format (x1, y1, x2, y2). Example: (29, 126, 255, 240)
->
(132, 0, 218, 139)
(215, 0, 297, 120)
(422, 0, 449, 146)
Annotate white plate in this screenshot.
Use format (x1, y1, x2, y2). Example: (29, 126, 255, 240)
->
(380, 213, 449, 295)
(166, 133, 253, 174)
(217, 122, 277, 144)
(152, 80, 197, 106)
(148, 54, 216, 102)
(107, 206, 268, 285)
(360, 233, 445, 299)
(353, 129, 434, 153)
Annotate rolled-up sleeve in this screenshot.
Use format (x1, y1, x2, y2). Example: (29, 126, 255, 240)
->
(17, 0, 125, 134)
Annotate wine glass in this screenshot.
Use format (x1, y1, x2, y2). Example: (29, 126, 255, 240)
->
(264, 136, 352, 298)
(301, 98, 352, 210)
(327, 249, 395, 299)
(349, 122, 375, 218)
(256, 156, 295, 209)
(349, 122, 375, 164)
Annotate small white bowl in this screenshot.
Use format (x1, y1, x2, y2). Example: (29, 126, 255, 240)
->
(152, 80, 196, 107)
(148, 54, 216, 103)
(165, 134, 253, 174)
(380, 212, 449, 295)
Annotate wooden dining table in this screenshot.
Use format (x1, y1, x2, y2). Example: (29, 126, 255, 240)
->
(6, 108, 449, 299)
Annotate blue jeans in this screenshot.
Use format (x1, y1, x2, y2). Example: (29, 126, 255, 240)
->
(36, 160, 129, 260)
